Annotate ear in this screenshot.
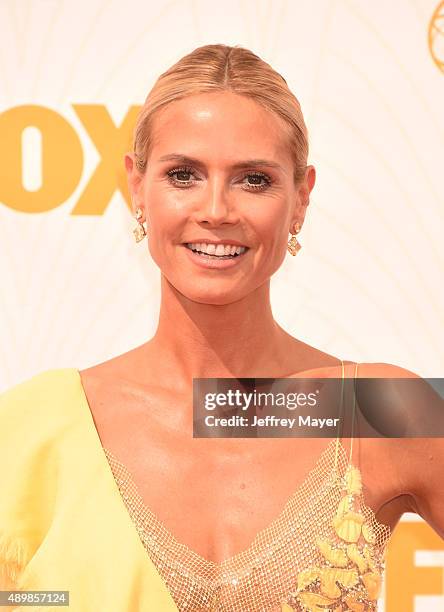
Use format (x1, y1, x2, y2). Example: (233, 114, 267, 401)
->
(124, 152, 144, 215)
(299, 164, 316, 206)
(290, 164, 316, 232)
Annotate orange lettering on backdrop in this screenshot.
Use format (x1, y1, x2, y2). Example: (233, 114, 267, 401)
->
(71, 104, 140, 215)
(385, 521, 443, 611)
(0, 104, 141, 215)
(0, 105, 83, 213)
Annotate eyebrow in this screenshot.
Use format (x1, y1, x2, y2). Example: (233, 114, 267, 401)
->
(157, 153, 287, 174)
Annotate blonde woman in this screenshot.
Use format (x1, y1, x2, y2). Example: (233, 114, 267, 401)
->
(1, 44, 443, 612)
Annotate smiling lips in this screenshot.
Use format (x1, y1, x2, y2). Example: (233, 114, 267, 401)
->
(185, 242, 247, 257)
(182, 240, 249, 269)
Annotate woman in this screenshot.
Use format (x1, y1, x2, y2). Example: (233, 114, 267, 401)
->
(0, 44, 443, 612)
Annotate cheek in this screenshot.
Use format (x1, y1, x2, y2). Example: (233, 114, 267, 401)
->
(251, 205, 290, 251)
(144, 185, 185, 239)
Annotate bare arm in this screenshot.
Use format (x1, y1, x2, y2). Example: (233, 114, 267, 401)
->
(362, 362, 444, 539)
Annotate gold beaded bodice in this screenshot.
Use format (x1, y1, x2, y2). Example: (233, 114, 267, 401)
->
(102, 363, 392, 611)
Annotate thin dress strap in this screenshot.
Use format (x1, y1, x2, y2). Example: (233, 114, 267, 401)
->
(333, 360, 359, 472)
(349, 361, 359, 465)
(333, 359, 345, 474)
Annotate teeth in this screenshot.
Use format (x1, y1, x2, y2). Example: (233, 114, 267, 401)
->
(187, 243, 247, 256)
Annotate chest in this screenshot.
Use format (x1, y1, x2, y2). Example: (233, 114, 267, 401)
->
(83, 376, 403, 565)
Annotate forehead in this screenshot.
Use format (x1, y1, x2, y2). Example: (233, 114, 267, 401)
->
(149, 91, 292, 165)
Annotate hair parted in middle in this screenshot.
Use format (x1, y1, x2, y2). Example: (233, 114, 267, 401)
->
(133, 44, 309, 186)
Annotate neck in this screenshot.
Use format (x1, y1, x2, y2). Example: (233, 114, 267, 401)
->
(144, 275, 300, 386)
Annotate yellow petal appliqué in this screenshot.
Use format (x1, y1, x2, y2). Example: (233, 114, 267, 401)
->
(316, 537, 349, 567)
(346, 543, 368, 573)
(332, 511, 365, 543)
(297, 591, 339, 610)
(336, 495, 351, 517)
(330, 567, 359, 589)
(342, 592, 366, 612)
(362, 545, 378, 572)
(362, 523, 377, 544)
(296, 567, 321, 591)
(317, 568, 342, 599)
(280, 603, 295, 612)
(318, 567, 359, 598)
(361, 570, 382, 600)
(344, 466, 362, 495)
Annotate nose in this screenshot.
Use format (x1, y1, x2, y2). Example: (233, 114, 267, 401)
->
(193, 176, 237, 226)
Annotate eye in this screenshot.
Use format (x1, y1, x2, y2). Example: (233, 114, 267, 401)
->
(165, 166, 273, 191)
(166, 166, 197, 187)
(242, 172, 272, 191)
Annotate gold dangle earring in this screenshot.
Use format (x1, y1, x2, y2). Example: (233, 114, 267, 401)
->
(133, 202, 147, 243)
(287, 222, 302, 256)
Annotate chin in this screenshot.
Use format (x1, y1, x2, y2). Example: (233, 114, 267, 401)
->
(180, 284, 247, 306)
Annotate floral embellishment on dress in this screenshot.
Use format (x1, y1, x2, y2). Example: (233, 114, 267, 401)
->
(346, 544, 367, 573)
(281, 464, 387, 612)
(332, 510, 365, 543)
(361, 571, 382, 600)
(317, 539, 348, 567)
(362, 524, 376, 545)
(344, 466, 362, 495)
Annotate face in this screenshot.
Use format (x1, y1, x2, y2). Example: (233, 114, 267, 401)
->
(125, 91, 315, 305)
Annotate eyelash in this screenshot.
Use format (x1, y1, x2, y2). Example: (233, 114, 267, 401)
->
(166, 166, 273, 191)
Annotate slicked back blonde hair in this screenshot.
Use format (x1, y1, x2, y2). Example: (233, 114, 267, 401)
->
(133, 44, 308, 184)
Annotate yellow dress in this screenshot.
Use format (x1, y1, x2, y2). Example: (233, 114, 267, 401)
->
(0, 366, 391, 611)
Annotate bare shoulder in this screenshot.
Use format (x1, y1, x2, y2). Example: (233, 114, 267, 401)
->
(77, 346, 164, 455)
(77, 344, 176, 423)
(355, 361, 421, 377)
(78, 359, 116, 414)
(79, 345, 148, 388)
(357, 361, 444, 537)
(77, 347, 149, 423)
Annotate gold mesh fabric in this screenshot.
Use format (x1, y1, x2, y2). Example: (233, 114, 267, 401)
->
(102, 364, 392, 611)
